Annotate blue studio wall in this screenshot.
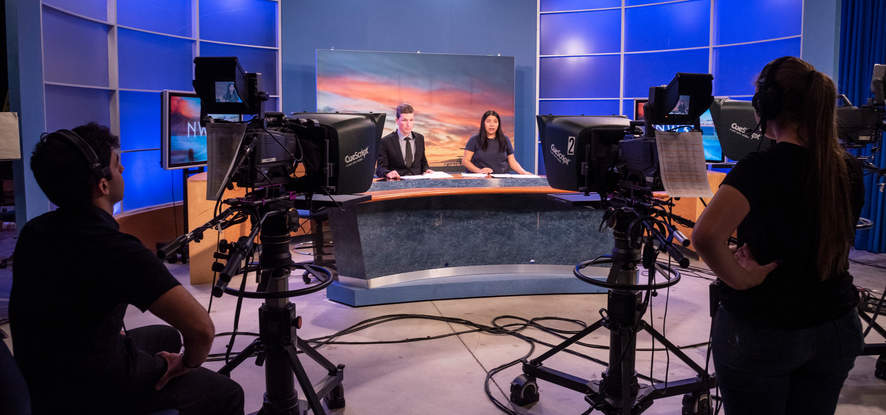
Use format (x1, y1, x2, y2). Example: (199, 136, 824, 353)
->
(281, 0, 538, 172)
(536, 0, 834, 173)
(7, 0, 280, 228)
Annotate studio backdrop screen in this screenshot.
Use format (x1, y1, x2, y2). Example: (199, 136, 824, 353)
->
(317, 50, 515, 168)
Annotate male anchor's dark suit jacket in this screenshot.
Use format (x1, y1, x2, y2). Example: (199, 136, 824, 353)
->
(375, 131, 430, 177)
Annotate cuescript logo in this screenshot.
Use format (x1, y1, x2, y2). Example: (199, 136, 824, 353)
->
(730, 123, 763, 141)
(345, 147, 369, 166)
(550, 144, 571, 166)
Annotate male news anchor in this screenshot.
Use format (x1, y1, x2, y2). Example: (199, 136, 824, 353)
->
(376, 103, 432, 179)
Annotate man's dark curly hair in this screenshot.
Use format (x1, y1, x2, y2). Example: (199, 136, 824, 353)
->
(31, 123, 120, 209)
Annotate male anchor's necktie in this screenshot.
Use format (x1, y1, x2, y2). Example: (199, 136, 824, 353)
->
(405, 137, 414, 169)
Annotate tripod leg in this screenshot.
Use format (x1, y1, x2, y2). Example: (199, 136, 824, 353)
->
(859, 309, 886, 339)
(218, 339, 261, 377)
(639, 320, 707, 375)
(296, 337, 338, 374)
(530, 318, 606, 365)
(286, 346, 326, 415)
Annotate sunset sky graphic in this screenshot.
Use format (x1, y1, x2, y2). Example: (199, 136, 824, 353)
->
(317, 50, 515, 166)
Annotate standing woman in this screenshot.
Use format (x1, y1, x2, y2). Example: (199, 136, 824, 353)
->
(462, 110, 532, 175)
(692, 56, 865, 414)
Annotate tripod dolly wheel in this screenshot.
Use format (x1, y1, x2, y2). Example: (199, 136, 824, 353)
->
(875, 355, 886, 381)
(681, 392, 712, 415)
(324, 384, 346, 409)
(509, 375, 540, 406)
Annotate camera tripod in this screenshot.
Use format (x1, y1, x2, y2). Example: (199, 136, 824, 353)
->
(849, 218, 886, 380)
(210, 200, 345, 415)
(510, 196, 716, 415)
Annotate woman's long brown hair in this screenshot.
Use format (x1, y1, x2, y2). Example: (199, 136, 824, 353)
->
(760, 57, 853, 280)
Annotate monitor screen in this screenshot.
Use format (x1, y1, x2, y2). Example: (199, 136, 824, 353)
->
(162, 90, 243, 170)
(699, 109, 724, 163)
(214, 81, 242, 103)
(162, 91, 208, 169)
(634, 99, 647, 121)
(649, 109, 723, 163)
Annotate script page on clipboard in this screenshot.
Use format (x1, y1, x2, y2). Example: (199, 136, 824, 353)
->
(653, 130, 714, 198)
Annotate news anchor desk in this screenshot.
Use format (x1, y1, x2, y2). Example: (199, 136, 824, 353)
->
(323, 177, 613, 306)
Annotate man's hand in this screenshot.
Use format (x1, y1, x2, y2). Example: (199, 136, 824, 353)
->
(479, 167, 493, 174)
(155, 351, 193, 390)
(385, 170, 401, 180)
(733, 244, 778, 289)
(424, 169, 433, 174)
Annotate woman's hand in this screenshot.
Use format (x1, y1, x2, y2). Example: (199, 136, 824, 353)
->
(732, 244, 778, 289)
(479, 167, 493, 174)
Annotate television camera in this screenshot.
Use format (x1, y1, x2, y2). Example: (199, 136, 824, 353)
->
(159, 57, 384, 415)
(511, 73, 717, 415)
(837, 64, 886, 181)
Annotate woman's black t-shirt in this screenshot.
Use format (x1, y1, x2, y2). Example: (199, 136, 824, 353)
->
(718, 142, 865, 328)
(465, 134, 514, 174)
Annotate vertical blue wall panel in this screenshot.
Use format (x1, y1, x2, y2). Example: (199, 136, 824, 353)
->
(538, 100, 620, 116)
(118, 29, 194, 91)
(541, 0, 620, 12)
(540, 55, 620, 98)
(121, 150, 182, 211)
(623, 49, 709, 97)
(715, 0, 802, 45)
(42, 7, 109, 86)
(119, 91, 161, 151)
(44, 85, 111, 132)
(713, 38, 801, 96)
(200, 0, 277, 47)
(200, 42, 278, 94)
(625, 0, 710, 52)
(540, 10, 621, 55)
(43, 0, 107, 21)
(117, 0, 193, 37)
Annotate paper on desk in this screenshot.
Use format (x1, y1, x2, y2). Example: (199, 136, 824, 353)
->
(400, 171, 453, 180)
(461, 173, 489, 178)
(422, 171, 453, 178)
(491, 173, 541, 179)
(0, 113, 21, 160)
(654, 130, 713, 198)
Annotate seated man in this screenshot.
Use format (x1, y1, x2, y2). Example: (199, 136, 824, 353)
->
(10, 123, 244, 415)
(376, 103, 432, 179)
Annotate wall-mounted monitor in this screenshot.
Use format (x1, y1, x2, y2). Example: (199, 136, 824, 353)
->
(634, 98, 647, 121)
(162, 90, 241, 170)
(162, 90, 208, 170)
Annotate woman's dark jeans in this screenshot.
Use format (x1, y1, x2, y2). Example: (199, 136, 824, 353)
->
(712, 307, 863, 415)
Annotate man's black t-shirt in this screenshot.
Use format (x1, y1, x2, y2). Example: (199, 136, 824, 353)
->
(718, 142, 865, 328)
(10, 206, 180, 413)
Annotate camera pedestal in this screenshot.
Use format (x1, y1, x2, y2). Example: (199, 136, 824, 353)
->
(510, 207, 716, 415)
(215, 209, 345, 415)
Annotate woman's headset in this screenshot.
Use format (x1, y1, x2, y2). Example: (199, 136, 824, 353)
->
(752, 57, 818, 137)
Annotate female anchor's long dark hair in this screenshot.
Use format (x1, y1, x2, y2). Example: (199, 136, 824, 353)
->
(758, 56, 853, 280)
(477, 110, 506, 152)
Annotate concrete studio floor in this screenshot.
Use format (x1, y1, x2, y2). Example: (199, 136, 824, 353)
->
(2, 238, 886, 414)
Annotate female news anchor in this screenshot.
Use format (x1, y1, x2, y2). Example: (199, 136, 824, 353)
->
(692, 56, 865, 414)
(462, 110, 532, 175)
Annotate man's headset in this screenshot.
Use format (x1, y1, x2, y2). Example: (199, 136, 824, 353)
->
(40, 129, 112, 180)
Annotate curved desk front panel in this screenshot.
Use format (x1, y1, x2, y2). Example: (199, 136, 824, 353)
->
(325, 177, 612, 306)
